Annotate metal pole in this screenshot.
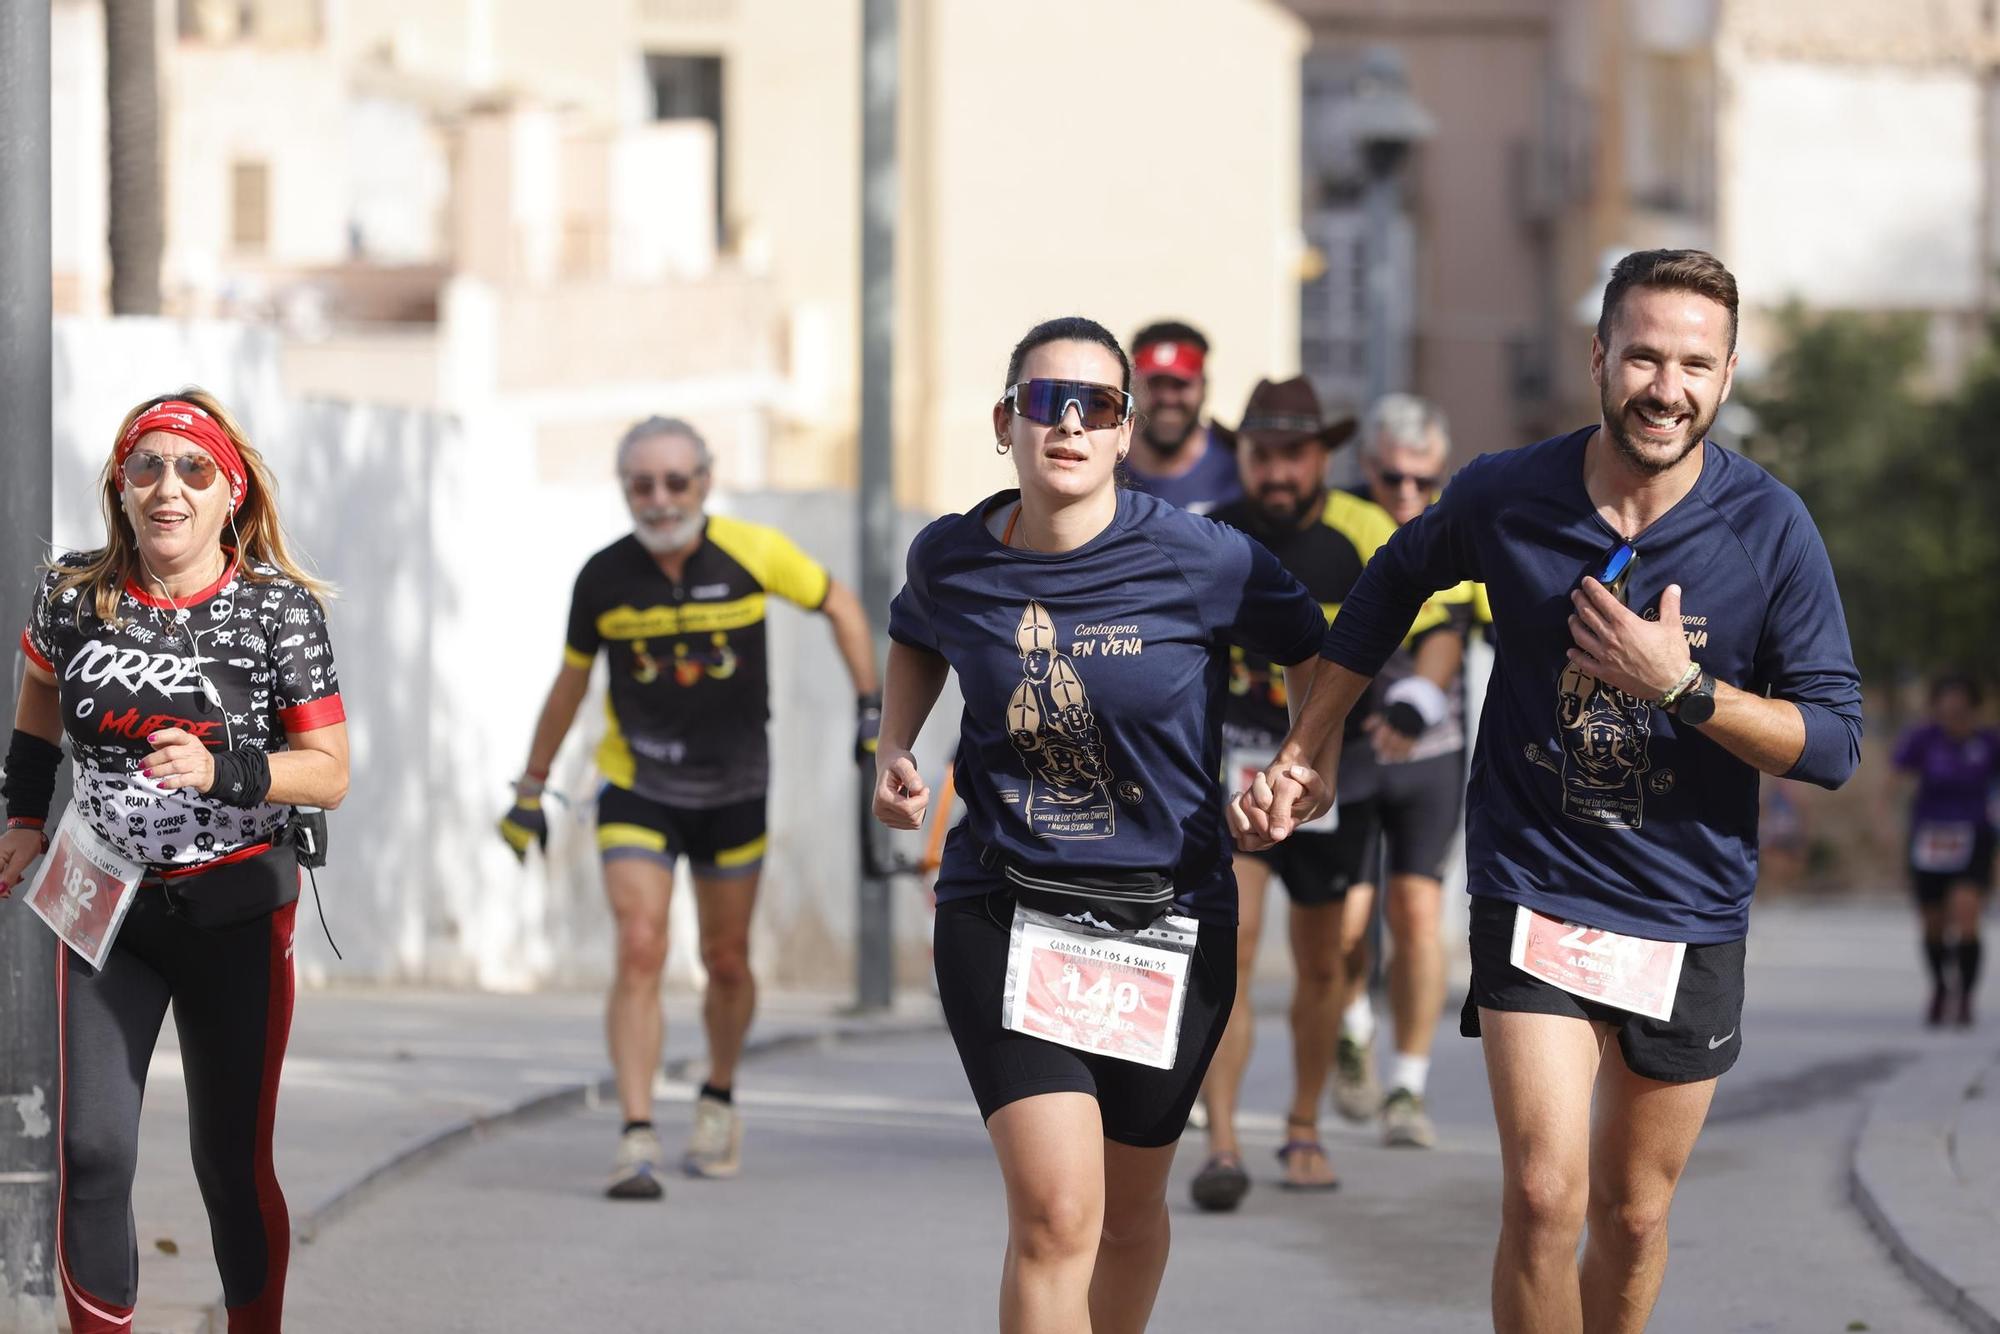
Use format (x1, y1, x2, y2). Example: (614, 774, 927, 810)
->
(1362, 166, 1400, 408)
(0, 0, 59, 1326)
(855, 0, 898, 1011)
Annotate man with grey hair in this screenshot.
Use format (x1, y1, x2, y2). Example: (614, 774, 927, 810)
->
(1329, 393, 1487, 1148)
(501, 416, 881, 1199)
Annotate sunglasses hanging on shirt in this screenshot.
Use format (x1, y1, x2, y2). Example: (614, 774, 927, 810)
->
(1587, 540, 1641, 606)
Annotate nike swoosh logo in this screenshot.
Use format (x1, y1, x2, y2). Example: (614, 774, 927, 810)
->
(1708, 1030, 1736, 1050)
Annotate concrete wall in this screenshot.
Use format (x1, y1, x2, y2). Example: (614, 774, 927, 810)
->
(47, 319, 957, 993)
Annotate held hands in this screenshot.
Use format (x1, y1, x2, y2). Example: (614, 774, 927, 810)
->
(872, 749, 929, 831)
(140, 728, 216, 794)
(1568, 580, 1691, 703)
(1226, 762, 1330, 852)
(0, 827, 50, 898)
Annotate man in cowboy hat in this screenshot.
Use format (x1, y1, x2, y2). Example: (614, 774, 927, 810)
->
(1124, 320, 1243, 514)
(1189, 375, 1399, 1208)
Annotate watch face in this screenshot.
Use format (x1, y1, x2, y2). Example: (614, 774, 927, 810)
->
(1678, 684, 1716, 725)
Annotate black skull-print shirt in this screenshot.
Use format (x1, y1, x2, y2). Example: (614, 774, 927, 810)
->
(22, 552, 345, 868)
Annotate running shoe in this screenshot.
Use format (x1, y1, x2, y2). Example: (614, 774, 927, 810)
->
(606, 1125, 665, 1200)
(683, 1094, 743, 1179)
(1381, 1087, 1437, 1149)
(1928, 988, 1950, 1028)
(1333, 1035, 1380, 1124)
(1189, 1153, 1251, 1212)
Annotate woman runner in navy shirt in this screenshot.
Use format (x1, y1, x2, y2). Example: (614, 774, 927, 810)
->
(873, 318, 1326, 1332)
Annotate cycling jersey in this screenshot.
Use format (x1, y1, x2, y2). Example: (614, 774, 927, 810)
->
(564, 518, 831, 809)
(24, 553, 344, 867)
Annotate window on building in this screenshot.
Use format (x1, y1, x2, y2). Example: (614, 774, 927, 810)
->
(645, 53, 726, 247)
(230, 160, 270, 254)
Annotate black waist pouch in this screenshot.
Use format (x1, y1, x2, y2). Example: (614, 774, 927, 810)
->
(978, 843, 1175, 933)
(156, 840, 300, 931)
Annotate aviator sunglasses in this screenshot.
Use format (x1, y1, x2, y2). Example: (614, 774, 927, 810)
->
(1003, 379, 1134, 431)
(122, 451, 221, 491)
(624, 467, 708, 498)
(1375, 468, 1441, 492)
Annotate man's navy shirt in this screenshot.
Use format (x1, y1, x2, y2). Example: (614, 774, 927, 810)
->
(889, 488, 1324, 924)
(1320, 428, 1863, 943)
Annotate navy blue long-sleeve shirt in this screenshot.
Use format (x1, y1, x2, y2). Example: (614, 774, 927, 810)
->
(1321, 427, 1863, 942)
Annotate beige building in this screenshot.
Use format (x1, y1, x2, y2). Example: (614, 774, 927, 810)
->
(1285, 0, 2000, 461)
(52, 0, 1313, 514)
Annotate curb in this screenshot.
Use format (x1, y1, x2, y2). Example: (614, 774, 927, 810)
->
(196, 1007, 943, 1333)
(1849, 1044, 2000, 1334)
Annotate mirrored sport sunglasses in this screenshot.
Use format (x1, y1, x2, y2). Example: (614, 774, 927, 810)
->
(1589, 539, 1641, 606)
(1003, 379, 1134, 430)
(122, 451, 221, 490)
(623, 467, 708, 498)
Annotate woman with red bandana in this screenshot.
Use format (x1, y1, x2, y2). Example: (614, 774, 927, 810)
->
(0, 388, 348, 1332)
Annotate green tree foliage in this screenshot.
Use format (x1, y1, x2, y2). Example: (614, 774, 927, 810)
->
(1740, 305, 2000, 687)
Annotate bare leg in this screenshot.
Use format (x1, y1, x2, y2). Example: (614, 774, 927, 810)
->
(692, 867, 762, 1089)
(602, 857, 674, 1124)
(1384, 873, 1445, 1064)
(1198, 863, 1268, 1161)
(1481, 1008, 1604, 1334)
(1286, 900, 1344, 1125)
(989, 1093, 1106, 1334)
(1089, 1139, 1180, 1334)
(1579, 1041, 1716, 1333)
(1339, 882, 1376, 1015)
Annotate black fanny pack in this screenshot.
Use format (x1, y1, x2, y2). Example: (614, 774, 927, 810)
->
(156, 840, 300, 931)
(978, 844, 1175, 933)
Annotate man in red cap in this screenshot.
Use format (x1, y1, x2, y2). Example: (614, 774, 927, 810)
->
(1125, 320, 1243, 515)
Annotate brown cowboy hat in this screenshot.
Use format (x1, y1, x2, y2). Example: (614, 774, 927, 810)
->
(1218, 376, 1358, 452)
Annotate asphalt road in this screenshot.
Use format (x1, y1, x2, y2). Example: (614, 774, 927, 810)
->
(283, 904, 1972, 1333)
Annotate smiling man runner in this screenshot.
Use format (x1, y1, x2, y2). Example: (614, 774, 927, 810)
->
(1233, 250, 1862, 1333)
(501, 416, 880, 1200)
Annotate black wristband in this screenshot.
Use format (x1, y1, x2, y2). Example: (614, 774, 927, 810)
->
(2, 729, 63, 824)
(1382, 700, 1427, 738)
(207, 746, 273, 809)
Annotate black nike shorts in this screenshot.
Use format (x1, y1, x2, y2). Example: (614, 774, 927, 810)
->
(1459, 894, 1746, 1083)
(595, 784, 767, 877)
(932, 891, 1236, 1147)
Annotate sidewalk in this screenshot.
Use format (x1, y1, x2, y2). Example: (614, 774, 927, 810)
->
(1853, 1038, 2000, 1333)
(114, 987, 939, 1334)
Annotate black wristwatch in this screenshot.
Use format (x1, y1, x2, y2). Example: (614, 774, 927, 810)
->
(1671, 670, 1717, 725)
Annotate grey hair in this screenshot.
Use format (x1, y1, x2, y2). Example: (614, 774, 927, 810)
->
(1363, 394, 1449, 459)
(615, 416, 712, 473)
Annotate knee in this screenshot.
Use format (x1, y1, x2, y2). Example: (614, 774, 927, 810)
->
(615, 920, 669, 980)
(701, 940, 753, 991)
(1012, 1190, 1100, 1265)
(1589, 1193, 1673, 1255)
(1505, 1164, 1588, 1245)
(63, 1116, 137, 1194)
(1294, 947, 1339, 989)
(1386, 884, 1441, 941)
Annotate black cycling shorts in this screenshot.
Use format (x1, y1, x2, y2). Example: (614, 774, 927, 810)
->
(1459, 894, 1746, 1084)
(595, 783, 766, 877)
(1910, 824, 1996, 905)
(1348, 749, 1465, 885)
(932, 892, 1236, 1148)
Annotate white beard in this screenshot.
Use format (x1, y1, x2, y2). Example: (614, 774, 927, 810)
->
(634, 511, 704, 553)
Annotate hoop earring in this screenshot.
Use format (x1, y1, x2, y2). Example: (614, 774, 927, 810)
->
(995, 439, 1011, 456)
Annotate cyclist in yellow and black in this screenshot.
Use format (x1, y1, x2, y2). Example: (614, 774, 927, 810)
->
(499, 416, 879, 1200)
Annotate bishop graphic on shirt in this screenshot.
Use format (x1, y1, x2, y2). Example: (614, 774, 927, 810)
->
(1007, 600, 1118, 839)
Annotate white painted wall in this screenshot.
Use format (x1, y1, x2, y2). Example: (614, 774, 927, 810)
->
(1722, 58, 1983, 311)
(47, 320, 955, 992)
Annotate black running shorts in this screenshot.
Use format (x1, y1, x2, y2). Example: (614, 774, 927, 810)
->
(1350, 749, 1466, 885)
(1459, 894, 1746, 1084)
(932, 892, 1236, 1147)
(1910, 824, 1996, 905)
(1242, 822, 1367, 907)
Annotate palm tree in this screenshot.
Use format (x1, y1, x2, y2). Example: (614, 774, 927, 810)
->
(105, 0, 163, 314)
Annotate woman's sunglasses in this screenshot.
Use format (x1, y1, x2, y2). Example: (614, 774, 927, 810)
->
(624, 468, 707, 499)
(122, 451, 220, 491)
(1003, 379, 1134, 431)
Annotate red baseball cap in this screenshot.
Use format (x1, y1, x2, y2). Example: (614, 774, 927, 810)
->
(1133, 339, 1206, 383)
